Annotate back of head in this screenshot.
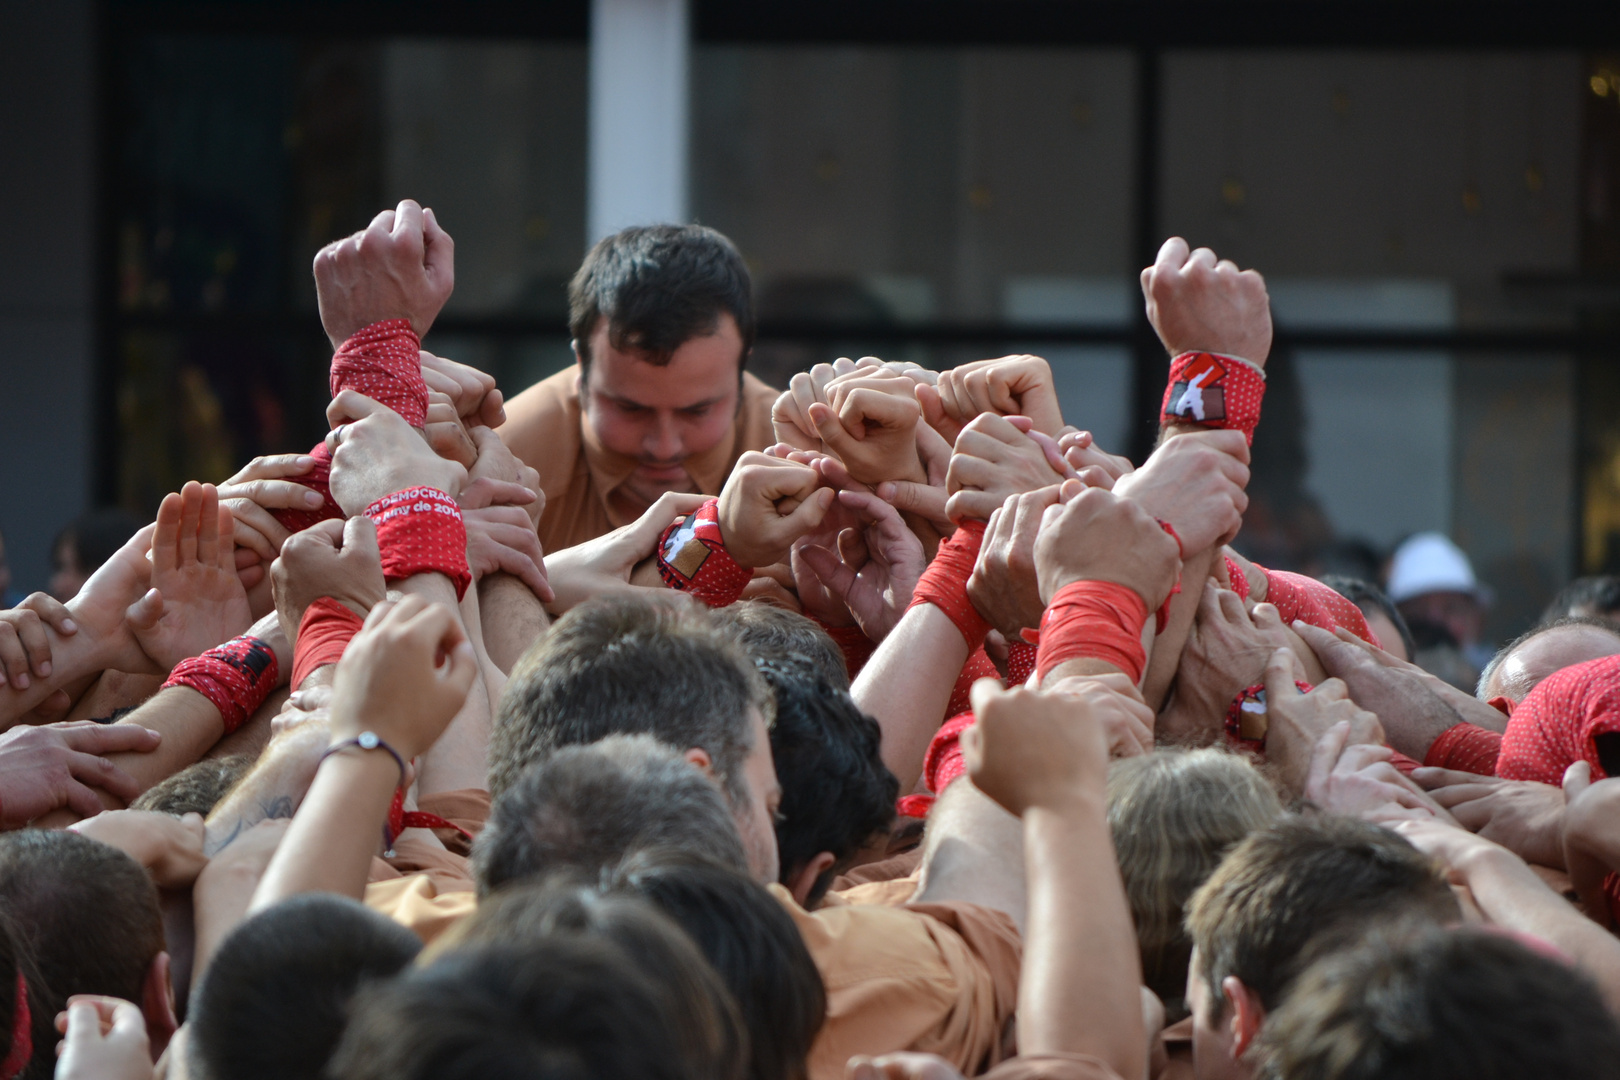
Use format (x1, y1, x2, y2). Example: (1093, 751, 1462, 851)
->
(758, 658, 895, 901)
(490, 595, 771, 802)
(570, 223, 753, 375)
(1107, 748, 1283, 1017)
(0, 831, 162, 1021)
(1543, 575, 1620, 624)
(713, 602, 850, 689)
(1478, 615, 1620, 703)
(187, 894, 419, 1080)
(1262, 927, 1620, 1080)
(132, 754, 254, 817)
(1185, 815, 1459, 1012)
(474, 734, 750, 896)
(331, 938, 700, 1080)
(455, 877, 747, 1080)
(610, 852, 825, 1080)
(1317, 574, 1415, 660)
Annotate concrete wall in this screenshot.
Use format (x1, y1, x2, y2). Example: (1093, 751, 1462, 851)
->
(0, 0, 95, 595)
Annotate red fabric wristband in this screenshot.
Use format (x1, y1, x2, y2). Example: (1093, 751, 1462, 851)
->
(1161, 351, 1266, 445)
(1005, 640, 1038, 686)
(656, 498, 752, 608)
(1423, 722, 1503, 776)
(907, 519, 990, 649)
(292, 597, 366, 689)
(365, 486, 472, 600)
(1035, 580, 1150, 684)
(330, 318, 429, 428)
(268, 441, 344, 534)
(163, 635, 280, 734)
(1225, 554, 1252, 600)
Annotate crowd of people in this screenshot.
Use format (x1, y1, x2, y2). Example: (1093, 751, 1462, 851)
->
(4, 198, 1620, 1080)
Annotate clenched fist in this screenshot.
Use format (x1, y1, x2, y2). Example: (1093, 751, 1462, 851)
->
(313, 199, 455, 349)
(717, 453, 835, 569)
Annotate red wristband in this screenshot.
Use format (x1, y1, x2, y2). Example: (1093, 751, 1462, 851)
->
(907, 520, 990, 649)
(330, 319, 428, 428)
(1161, 351, 1266, 445)
(1224, 554, 1252, 600)
(365, 486, 471, 600)
(656, 498, 752, 608)
(292, 597, 366, 689)
(1005, 639, 1038, 686)
(1036, 580, 1150, 684)
(163, 635, 281, 734)
(268, 441, 345, 534)
(1224, 680, 1313, 755)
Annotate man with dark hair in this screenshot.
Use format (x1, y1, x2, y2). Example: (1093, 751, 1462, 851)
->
(499, 223, 779, 553)
(187, 894, 421, 1080)
(473, 735, 751, 896)
(329, 937, 702, 1080)
(714, 602, 851, 689)
(757, 658, 896, 907)
(1316, 574, 1415, 662)
(1262, 927, 1620, 1080)
(611, 852, 827, 1080)
(1183, 815, 1461, 1080)
(0, 830, 177, 1060)
(490, 594, 782, 881)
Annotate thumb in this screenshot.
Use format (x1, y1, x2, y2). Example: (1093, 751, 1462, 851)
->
(421, 206, 455, 279)
(809, 400, 862, 456)
(1564, 760, 1593, 799)
(341, 514, 382, 564)
(125, 588, 164, 632)
(1264, 647, 1303, 702)
(779, 486, 836, 535)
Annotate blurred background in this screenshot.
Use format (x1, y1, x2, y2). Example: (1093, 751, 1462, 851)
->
(4, 0, 1620, 648)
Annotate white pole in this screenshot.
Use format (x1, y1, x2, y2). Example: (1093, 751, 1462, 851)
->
(587, 0, 690, 245)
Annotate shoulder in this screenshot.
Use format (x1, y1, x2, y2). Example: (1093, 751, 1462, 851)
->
(737, 370, 782, 450)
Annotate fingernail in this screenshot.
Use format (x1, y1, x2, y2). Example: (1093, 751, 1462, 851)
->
(296, 455, 314, 466)
(60, 618, 76, 633)
(304, 490, 324, 507)
(38, 661, 50, 677)
(14, 674, 27, 689)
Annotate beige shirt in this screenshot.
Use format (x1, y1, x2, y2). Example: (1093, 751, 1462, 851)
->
(498, 366, 780, 554)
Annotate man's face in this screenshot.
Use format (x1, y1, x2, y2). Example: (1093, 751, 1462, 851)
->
(1187, 948, 1251, 1080)
(731, 707, 782, 886)
(580, 314, 744, 510)
(1362, 609, 1407, 662)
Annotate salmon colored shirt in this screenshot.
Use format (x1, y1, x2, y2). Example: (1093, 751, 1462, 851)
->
(497, 366, 781, 554)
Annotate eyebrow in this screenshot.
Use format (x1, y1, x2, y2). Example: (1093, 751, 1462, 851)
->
(607, 393, 728, 412)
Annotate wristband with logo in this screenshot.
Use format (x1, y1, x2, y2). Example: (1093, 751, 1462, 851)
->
(163, 635, 281, 734)
(1036, 580, 1150, 684)
(364, 486, 471, 600)
(906, 520, 990, 650)
(1224, 680, 1313, 754)
(1161, 351, 1266, 445)
(292, 597, 366, 689)
(656, 498, 752, 608)
(330, 318, 429, 428)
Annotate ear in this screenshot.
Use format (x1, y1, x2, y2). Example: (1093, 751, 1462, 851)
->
(785, 851, 838, 909)
(1221, 976, 1267, 1059)
(142, 951, 179, 1059)
(683, 747, 716, 779)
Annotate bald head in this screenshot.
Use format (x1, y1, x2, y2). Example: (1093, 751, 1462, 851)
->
(1480, 620, 1620, 703)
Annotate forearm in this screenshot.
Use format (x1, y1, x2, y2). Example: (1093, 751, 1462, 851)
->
(400, 574, 489, 794)
(250, 752, 397, 909)
(203, 728, 325, 855)
(0, 626, 134, 727)
(1462, 847, 1620, 1016)
(478, 572, 549, 674)
(853, 604, 972, 792)
(1141, 547, 1215, 710)
(1020, 800, 1145, 1078)
(106, 687, 227, 796)
(912, 780, 1026, 931)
